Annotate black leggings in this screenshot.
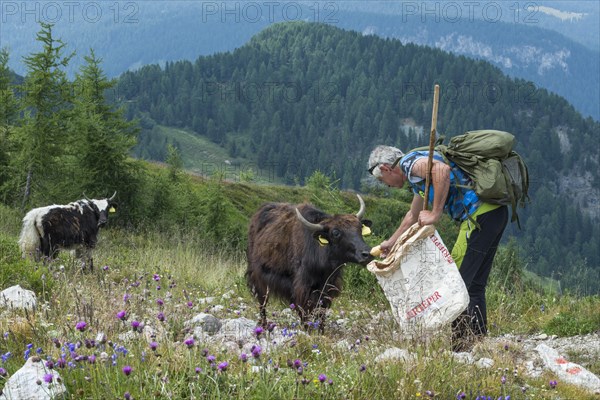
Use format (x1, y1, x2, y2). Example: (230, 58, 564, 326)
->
(452, 206, 508, 348)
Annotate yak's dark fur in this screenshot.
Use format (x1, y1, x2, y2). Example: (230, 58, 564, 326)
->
(246, 201, 373, 331)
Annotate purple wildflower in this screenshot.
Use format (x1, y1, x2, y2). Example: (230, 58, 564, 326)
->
(207, 355, 216, 363)
(123, 293, 130, 303)
(251, 345, 262, 358)
(457, 392, 466, 399)
(131, 320, 141, 331)
(187, 301, 193, 308)
(549, 380, 557, 389)
(318, 374, 327, 383)
(153, 274, 160, 281)
(149, 342, 158, 351)
(218, 361, 229, 372)
(117, 310, 127, 320)
(293, 359, 302, 368)
(195, 367, 202, 374)
(184, 337, 195, 348)
(45, 360, 54, 369)
(254, 326, 264, 337)
(122, 365, 132, 376)
(425, 390, 434, 397)
(501, 376, 506, 384)
(156, 298, 164, 306)
(0, 367, 7, 377)
(157, 312, 165, 322)
(289, 303, 295, 310)
(124, 392, 131, 400)
(102, 265, 109, 271)
(75, 321, 87, 332)
(56, 358, 66, 368)
(43, 373, 53, 383)
(360, 364, 366, 372)
(240, 353, 248, 362)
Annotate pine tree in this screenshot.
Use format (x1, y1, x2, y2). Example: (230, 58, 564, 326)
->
(15, 23, 74, 209)
(71, 49, 138, 199)
(0, 48, 18, 198)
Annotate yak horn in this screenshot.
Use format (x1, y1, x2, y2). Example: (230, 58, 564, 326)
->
(108, 191, 117, 201)
(295, 208, 324, 231)
(355, 194, 366, 219)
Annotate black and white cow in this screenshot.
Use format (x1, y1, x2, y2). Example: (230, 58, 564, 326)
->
(18, 193, 117, 270)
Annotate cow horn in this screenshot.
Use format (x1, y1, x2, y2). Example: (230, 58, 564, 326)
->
(355, 194, 366, 219)
(83, 193, 92, 201)
(108, 191, 117, 201)
(295, 208, 324, 231)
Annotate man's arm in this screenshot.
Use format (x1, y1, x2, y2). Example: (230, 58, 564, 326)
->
(411, 158, 450, 225)
(380, 194, 423, 256)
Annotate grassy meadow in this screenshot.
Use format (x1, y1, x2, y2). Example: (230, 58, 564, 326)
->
(0, 174, 599, 399)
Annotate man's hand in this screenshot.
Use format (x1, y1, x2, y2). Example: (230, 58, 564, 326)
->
(418, 209, 442, 226)
(380, 238, 397, 257)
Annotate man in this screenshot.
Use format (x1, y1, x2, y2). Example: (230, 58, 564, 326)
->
(367, 145, 508, 351)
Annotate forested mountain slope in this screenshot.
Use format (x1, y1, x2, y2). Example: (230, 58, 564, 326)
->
(116, 22, 599, 293)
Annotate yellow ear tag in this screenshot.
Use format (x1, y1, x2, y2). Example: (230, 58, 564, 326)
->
(362, 225, 372, 236)
(109, 207, 116, 213)
(318, 235, 329, 246)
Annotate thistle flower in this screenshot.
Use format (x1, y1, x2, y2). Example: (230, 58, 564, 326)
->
(156, 298, 164, 306)
(122, 365, 132, 376)
(290, 303, 295, 310)
(318, 374, 327, 383)
(187, 301, 193, 308)
(217, 361, 229, 372)
(149, 342, 158, 351)
(45, 360, 54, 369)
(75, 321, 87, 332)
(184, 337, 195, 348)
(131, 320, 141, 331)
(157, 312, 165, 322)
(501, 376, 506, 384)
(43, 373, 53, 383)
(240, 353, 248, 363)
(254, 326, 264, 338)
(207, 355, 216, 363)
(153, 274, 161, 281)
(88, 355, 96, 364)
(360, 364, 366, 372)
(124, 392, 131, 400)
(117, 311, 127, 320)
(251, 345, 262, 358)
(0, 367, 7, 377)
(549, 380, 557, 389)
(293, 359, 302, 369)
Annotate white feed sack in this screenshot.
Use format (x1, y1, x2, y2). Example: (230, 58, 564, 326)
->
(368, 223, 469, 337)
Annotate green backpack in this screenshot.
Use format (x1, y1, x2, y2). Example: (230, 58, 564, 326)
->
(418, 130, 530, 227)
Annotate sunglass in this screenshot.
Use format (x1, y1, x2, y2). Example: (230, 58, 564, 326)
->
(367, 157, 402, 176)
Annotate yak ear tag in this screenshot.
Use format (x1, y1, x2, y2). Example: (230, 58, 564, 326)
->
(109, 207, 116, 213)
(362, 224, 372, 236)
(318, 235, 329, 246)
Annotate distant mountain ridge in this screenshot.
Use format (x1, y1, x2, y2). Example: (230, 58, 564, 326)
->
(1, 1, 598, 119)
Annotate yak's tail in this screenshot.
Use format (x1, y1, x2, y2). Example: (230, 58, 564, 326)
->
(18, 210, 42, 259)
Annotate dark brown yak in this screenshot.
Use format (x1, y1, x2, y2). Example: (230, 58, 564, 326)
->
(246, 194, 373, 331)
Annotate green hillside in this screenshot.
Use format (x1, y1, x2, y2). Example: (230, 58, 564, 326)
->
(117, 22, 600, 294)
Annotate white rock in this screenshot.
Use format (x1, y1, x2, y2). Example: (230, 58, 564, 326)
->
(535, 343, 600, 393)
(375, 347, 414, 364)
(452, 352, 475, 364)
(0, 285, 37, 311)
(0, 357, 67, 400)
(185, 313, 222, 334)
(476, 358, 494, 369)
(218, 318, 259, 341)
(533, 333, 548, 340)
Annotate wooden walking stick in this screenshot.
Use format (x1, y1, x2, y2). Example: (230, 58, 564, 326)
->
(423, 84, 440, 211)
